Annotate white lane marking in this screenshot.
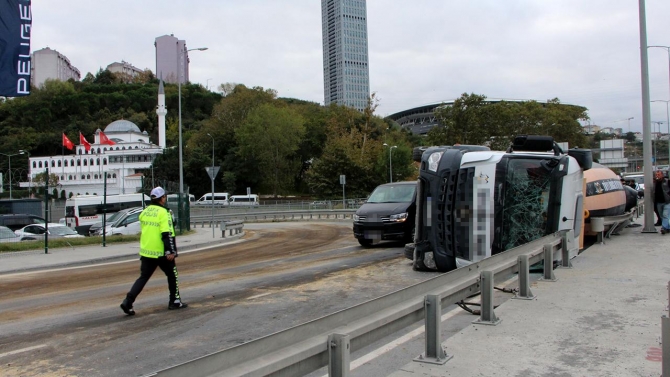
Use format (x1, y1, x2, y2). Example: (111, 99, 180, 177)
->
(247, 292, 273, 300)
(318, 275, 517, 376)
(0, 344, 48, 359)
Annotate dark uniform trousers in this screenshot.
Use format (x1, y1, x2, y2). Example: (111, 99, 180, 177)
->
(125, 256, 181, 305)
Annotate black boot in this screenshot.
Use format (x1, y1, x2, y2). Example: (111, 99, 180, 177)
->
(168, 299, 188, 310)
(120, 298, 135, 315)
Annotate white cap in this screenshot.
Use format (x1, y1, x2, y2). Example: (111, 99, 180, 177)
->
(150, 186, 166, 198)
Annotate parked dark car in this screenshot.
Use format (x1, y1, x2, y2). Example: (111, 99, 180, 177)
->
(0, 214, 47, 231)
(352, 181, 417, 247)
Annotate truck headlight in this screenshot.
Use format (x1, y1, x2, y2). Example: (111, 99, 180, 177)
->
(428, 152, 443, 172)
(389, 212, 408, 222)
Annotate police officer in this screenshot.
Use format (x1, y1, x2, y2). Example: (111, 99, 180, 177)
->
(120, 187, 187, 315)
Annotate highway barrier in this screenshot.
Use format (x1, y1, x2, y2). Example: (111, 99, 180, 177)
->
(147, 230, 575, 377)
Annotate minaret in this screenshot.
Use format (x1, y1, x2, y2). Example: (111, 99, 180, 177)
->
(156, 76, 168, 148)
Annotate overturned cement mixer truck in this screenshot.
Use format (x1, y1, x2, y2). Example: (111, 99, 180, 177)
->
(405, 135, 593, 272)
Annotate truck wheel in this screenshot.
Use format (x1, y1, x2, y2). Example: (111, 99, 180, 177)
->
(358, 238, 373, 247)
(412, 147, 426, 162)
(412, 248, 429, 271)
(404, 243, 414, 260)
(403, 226, 415, 244)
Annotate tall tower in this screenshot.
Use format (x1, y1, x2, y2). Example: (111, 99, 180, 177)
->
(156, 78, 168, 148)
(155, 34, 189, 84)
(321, 0, 370, 112)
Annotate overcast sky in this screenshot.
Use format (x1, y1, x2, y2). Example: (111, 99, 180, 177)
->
(31, 1, 670, 133)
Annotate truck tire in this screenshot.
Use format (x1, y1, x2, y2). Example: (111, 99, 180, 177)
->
(403, 243, 414, 260)
(412, 147, 427, 162)
(412, 247, 429, 271)
(403, 226, 415, 244)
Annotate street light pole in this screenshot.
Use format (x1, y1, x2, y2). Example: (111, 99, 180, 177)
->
(626, 117, 634, 134)
(207, 133, 215, 238)
(649, 45, 670, 100)
(177, 45, 208, 232)
(653, 121, 664, 167)
(19, 149, 30, 196)
(652, 101, 670, 165)
(383, 143, 397, 183)
(0, 151, 24, 200)
(390, 146, 397, 183)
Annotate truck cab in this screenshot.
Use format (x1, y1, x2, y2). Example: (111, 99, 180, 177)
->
(410, 135, 591, 272)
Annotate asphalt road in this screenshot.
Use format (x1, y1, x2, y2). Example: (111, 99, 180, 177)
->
(0, 222, 446, 377)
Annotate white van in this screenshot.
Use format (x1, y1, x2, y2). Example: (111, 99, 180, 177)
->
(194, 192, 230, 206)
(65, 193, 150, 235)
(167, 194, 195, 205)
(229, 194, 259, 206)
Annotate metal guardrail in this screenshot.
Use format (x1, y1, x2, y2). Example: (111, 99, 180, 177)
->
(590, 207, 637, 243)
(190, 210, 356, 225)
(147, 231, 572, 377)
(220, 220, 243, 238)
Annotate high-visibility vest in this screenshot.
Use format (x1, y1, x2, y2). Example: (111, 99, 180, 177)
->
(138, 204, 175, 258)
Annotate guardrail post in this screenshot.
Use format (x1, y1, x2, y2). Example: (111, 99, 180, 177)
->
(473, 270, 502, 326)
(513, 254, 535, 300)
(539, 244, 557, 282)
(414, 294, 452, 365)
(664, 315, 670, 377)
(591, 217, 605, 244)
(559, 231, 573, 269)
(328, 333, 350, 377)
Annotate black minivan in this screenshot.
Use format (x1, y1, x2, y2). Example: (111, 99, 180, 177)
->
(0, 214, 47, 231)
(353, 181, 417, 246)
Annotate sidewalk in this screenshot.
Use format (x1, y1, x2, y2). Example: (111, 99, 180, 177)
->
(0, 226, 244, 274)
(390, 219, 666, 377)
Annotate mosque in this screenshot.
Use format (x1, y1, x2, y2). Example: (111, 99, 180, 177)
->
(21, 80, 169, 197)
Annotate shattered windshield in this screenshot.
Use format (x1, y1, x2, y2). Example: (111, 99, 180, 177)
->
(500, 158, 552, 250)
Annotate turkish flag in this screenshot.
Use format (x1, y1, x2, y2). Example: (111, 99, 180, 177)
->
(62, 133, 74, 150)
(99, 131, 116, 145)
(79, 132, 91, 152)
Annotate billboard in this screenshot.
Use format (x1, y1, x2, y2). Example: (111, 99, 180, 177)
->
(0, 0, 32, 97)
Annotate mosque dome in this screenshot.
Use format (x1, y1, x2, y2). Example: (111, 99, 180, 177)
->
(104, 120, 141, 133)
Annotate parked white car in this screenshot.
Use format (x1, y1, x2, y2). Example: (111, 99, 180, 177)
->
(0, 225, 22, 243)
(103, 210, 142, 236)
(90, 207, 143, 236)
(14, 223, 84, 239)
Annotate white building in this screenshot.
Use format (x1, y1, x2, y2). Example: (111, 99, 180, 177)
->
(31, 47, 81, 88)
(106, 61, 144, 82)
(24, 120, 163, 197)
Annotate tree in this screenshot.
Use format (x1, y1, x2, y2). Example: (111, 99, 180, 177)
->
(93, 69, 117, 85)
(428, 93, 490, 146)
(428, 93, 589, 150)
(132, 69, 155, 84)
(218, 82, 238, 96)
(32, 172, 60, 195)
(221, 171, 236, 193)
(236, 103, 306, 196)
